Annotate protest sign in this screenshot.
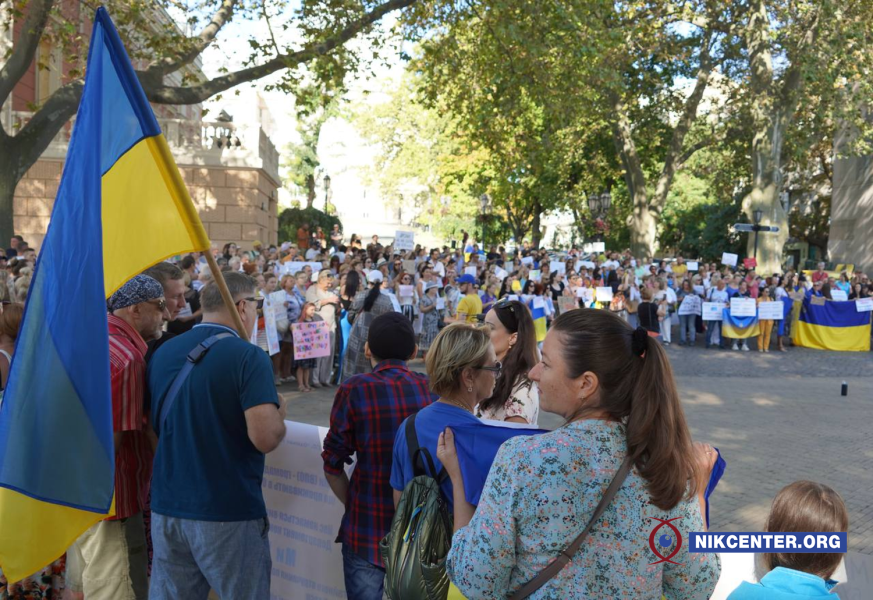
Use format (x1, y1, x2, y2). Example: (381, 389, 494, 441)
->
(757, 301, 784, 320)
(530, 270, 542, 282)
(721, 253, 738, 267)
(394, 230, 415, 251)
(264, 301, 280, 356)
(583, 242, 606, 253)
(465, 266, 478, 278)
(549, 261, 566, 274)
(284, 261, 323, 276)
(521, 256, 534, 266)
(291, 321, 331, 360)
(743, 258, 757, 269)
(264, 421, 351, 600)
(693, 285, 705, 296)
(687, 261, 699, 271)
(702, 302, 726, 321)
(250, 314, 258, 344)
(507, 295, 520, 301)
(436, 297, 446, 310)
(678, 295, 702, 316)
(730, 297, 756, 317)
(830, 289, 848, 302)
(494, 267, 508, 281)
(855, 298, 873, 312)
(810, 295, 826, 306)
(596, 287, 614, 302)
(532, 296, 545, 309)
(399, 285, 414, 298)
(269, 291, 287, 321)
(402, 260, 416, 274)
(558, 297, 578, 313)
(576, 260, 596, 271)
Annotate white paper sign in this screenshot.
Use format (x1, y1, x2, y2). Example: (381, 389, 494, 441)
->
(507, 295, 520, 301)
(399, 285, 414, 298)
(436, 297, 446, 310)
(550, 261, 566, 274)
(521, 256, 534, 266)
(494, 267, 508, 281)
(533, 296, 545, 309)
(687, 261, 699, 271)
(678, 295, 702, 316)
(596, 287, 614, 302)
(693, 285, 705, 296)
(721, 253, 738, 267)
(264, 301, 281, 356)
(264, 421, 351, 600)
(576, 260, 595, 271)
(283, 261, 324, 276)
(830, 289, 848, 302)
(530, 270, 542, 282)
(269, 291, 287, 321)
(730, 297, 756, 317)
(575, 287, 587, 298)
(465, 266, 478, 277)
(757, 301, 784, 320)
(855, 298, 873, 312)
(583, 242, 606, 253)
(702, 302, 726, 321)
(394, 230, 415, 251)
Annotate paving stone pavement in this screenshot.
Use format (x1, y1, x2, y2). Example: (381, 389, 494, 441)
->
(282, 341, 873, 555)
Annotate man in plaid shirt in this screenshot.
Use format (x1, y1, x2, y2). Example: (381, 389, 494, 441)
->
(323, 312, 437, 599)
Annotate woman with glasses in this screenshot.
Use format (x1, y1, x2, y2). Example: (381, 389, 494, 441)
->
(476, 299, 540, 426)
(393, 271, 418, 323)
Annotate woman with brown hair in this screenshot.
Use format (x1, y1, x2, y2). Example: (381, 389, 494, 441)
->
(476, 299, 540, 425)
(442, 309, 720, 599)
(728, 481, 849, 599)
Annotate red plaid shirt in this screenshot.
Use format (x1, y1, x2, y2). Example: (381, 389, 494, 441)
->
(107, 315, 153, 520)
(322, 360, 437, 567)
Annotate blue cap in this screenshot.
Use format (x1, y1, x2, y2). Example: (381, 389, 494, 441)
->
(457, 274, 477, 285)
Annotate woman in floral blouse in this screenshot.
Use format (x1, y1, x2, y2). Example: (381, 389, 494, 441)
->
(440, 309, 721, 599)
(475, 298, 540, 426)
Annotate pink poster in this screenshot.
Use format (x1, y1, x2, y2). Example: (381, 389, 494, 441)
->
(291, 321, 331, 360)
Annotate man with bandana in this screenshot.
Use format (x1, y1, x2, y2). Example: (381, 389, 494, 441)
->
(66, 275, 168, 600)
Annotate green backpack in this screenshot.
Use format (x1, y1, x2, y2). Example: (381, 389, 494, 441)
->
(380, 412, 453, 600)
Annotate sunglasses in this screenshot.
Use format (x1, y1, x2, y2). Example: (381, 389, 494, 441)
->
(146, 299, 168, 312)
(240, 297, 265, 309)
(493, 297, 516, 312)
(475, 361, 502, 377)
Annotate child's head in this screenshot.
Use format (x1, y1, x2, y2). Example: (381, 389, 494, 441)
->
(300, 302, 317, 321)
(763, 481, 848, 580)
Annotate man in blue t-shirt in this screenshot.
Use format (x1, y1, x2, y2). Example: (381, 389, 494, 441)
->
(147, 272, 286, 599)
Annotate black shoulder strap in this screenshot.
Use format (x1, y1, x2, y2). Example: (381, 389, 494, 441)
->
(405, 411, 447, 484)
(156, 332, 233, 435)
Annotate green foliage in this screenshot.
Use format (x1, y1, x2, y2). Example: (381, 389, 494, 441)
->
(277, 207, 342, 244)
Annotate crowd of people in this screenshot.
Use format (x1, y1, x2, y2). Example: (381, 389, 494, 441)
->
(0, 227, 862, 600)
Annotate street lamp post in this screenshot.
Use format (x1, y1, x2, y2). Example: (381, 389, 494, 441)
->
(586, 190, 612, 242)
(753, 208, 763, 261)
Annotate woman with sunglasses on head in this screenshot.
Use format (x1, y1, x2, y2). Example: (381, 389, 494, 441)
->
(441, 310, 720, 599)
(476, 299, 540, 426)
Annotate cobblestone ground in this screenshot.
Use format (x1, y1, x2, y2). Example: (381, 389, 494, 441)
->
(282, 340, 873, 555)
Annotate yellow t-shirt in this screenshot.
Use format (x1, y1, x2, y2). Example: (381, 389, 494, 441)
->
(456, 293, 483, 323)
(672, 264, 688, 277)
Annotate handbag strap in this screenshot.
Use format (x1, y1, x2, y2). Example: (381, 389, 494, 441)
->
(508, 455, 634, 600)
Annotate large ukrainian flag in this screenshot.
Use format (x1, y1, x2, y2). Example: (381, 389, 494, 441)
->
(793, 297, 871, 352)
(0, 7, 210, 582)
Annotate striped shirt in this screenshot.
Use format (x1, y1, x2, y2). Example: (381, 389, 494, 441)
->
(107, 314, 152, 520)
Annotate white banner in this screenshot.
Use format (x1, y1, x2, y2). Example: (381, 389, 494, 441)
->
(264, 300, 280, 356)
(830, 289, 848, 302)
(575, 260, 595, 271)
(284, 261, 324, 276)
(856, 297, 873, 312)
(399, 285, 414, 298)
(494, 267, 508, 281)
(549, 261, 566, 274)
(582, 242, 606, 253)
(702, 302, 726, 321)
(263, 421, 352, 600)
(521, 256, 534, 266)
(721, 252, 738, 268)
(757, 301, 784, 320)
(465, 266, 478, 277)
(687, 261, 699, 271)
(394, 230, 415, 251)
(730, 297, 757, 317)
(678, 295, 702, 316)
(595, 287, 613, 302)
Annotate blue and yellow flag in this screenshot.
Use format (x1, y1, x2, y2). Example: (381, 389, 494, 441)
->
(0, 8, 210, 582)
(526, 297, 547, 342)
(721, 309, 760, 339)
(793, 297, 871, 352)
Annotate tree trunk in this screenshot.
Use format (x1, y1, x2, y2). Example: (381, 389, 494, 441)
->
(630, 201, 658, 260)
(531, 202, 542, 249)
(0, 170, 16, 245)
(305, 174, 316, 209)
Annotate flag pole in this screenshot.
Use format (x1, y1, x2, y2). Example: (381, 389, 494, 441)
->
(203, 250, 248, 338)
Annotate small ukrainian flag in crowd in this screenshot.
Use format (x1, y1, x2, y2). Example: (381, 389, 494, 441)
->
(0, 7, 210, 582)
